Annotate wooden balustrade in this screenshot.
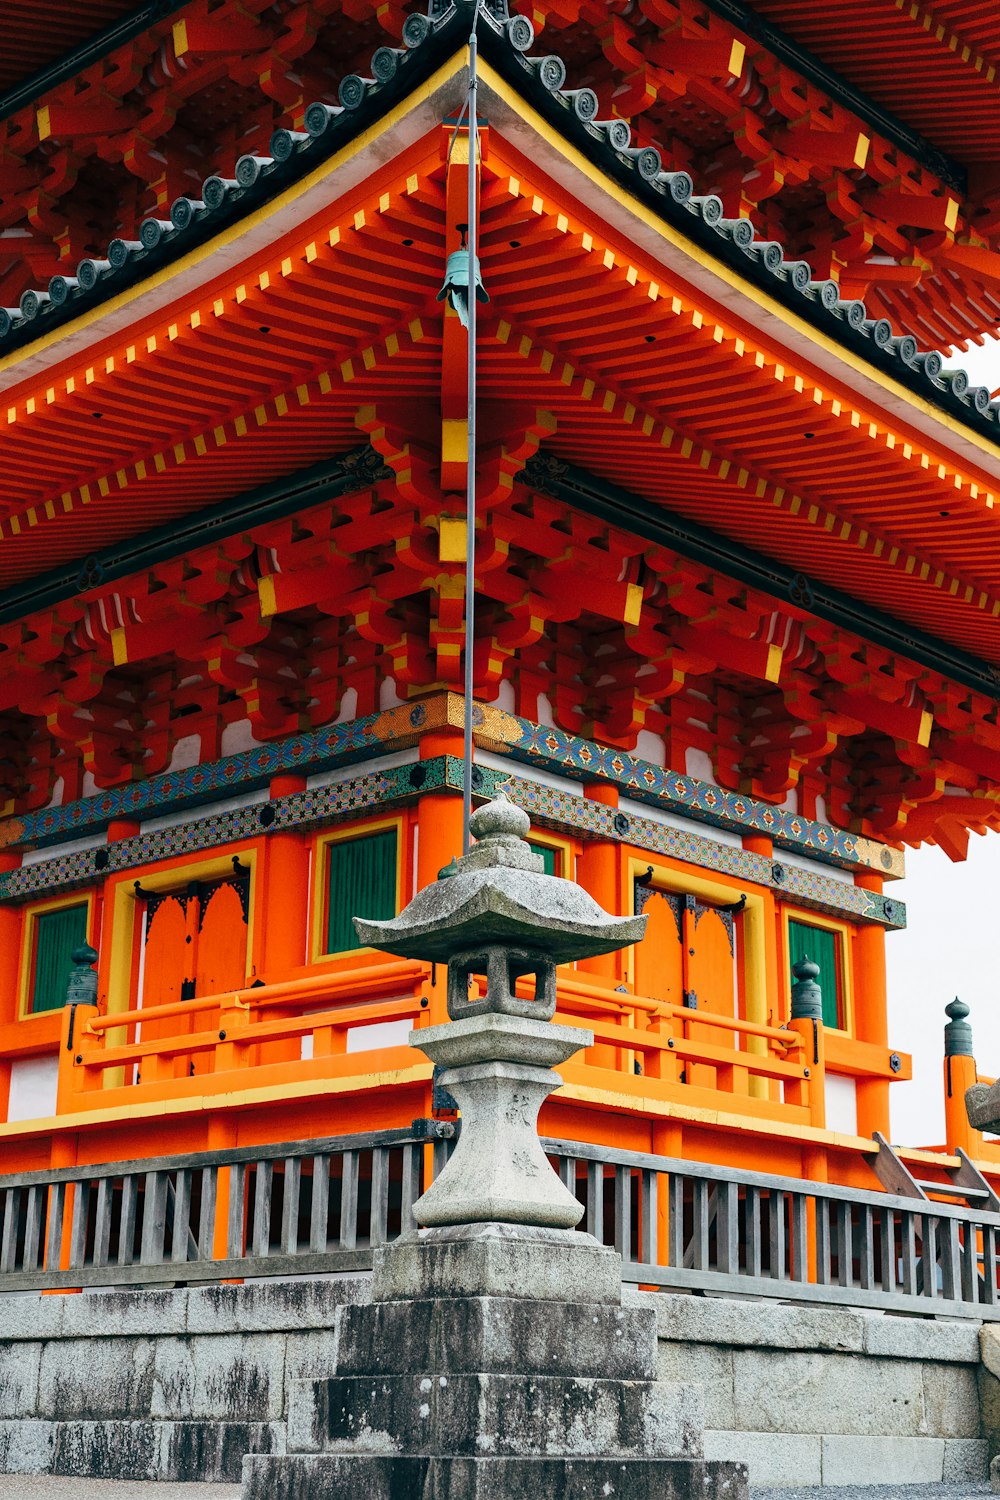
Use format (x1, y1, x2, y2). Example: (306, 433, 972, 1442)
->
(57, 961, 432, 1112)
(0, 1126, 998, 1321)
(56, 962, 819, 1125)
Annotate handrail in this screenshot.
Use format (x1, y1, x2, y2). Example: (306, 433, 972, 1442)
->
(87, 959, 427, 1034)
(539, 975, 801, 1048)
(0, 1127, 997, 1317)
(82, 997, 425, 1072)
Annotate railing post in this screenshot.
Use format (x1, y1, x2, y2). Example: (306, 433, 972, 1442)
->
(943, 998, 977, 1159)
(215, 995, 250, 1072)
(852, 873, 891, 1139)
(786, 956, 826, 1130)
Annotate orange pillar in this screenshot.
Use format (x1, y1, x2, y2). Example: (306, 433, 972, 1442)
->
(943, 998, 977, 1159)
(577, 784, 623, 1070)
(742, 833, 776, 1101)
(853, 872, 891, 1141)
(46, 1132, 81, 1290)
(260, 775, 309, 980)
(576, 783, 622, 977)
(97, 819, 139, 1014)
(0, 852, 22, 1121)
(415, 729, 464, 1040)
(255, 776, 310, 1067)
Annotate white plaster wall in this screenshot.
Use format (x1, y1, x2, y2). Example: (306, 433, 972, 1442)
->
(824, 1073, 859, 1137)
(6, 1056, 58, 1122)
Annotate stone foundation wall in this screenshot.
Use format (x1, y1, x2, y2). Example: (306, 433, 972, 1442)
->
(0, 1275, 990, 1487)
(0, 1277, 367, 1482)
(632, 1289, 988, 1488)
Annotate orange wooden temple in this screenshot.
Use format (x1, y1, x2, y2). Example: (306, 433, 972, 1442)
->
(1, 0, 999, 1201)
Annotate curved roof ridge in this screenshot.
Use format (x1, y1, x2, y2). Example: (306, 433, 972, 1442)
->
(0, 0, 996, 447)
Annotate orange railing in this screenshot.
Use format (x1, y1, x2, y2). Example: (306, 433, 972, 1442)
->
(55, 963, 818, 1126)
(57, 960, 432, 1112)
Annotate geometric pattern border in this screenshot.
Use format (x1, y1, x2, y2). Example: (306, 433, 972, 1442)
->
(0, 753, 905, 930)
(0, 693, 902, 880)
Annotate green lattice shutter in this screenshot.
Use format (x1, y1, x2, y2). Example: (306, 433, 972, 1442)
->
(788, 918, 841, 1029)
(326, 829, 398, 954)
(529, 841, 558, 876)
(31, 904, 89, 1014)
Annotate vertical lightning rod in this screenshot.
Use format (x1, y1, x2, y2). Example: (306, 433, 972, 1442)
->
(461, 13, 479, 855)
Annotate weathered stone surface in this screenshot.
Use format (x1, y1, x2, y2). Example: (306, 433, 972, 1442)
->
(633, 1291, 864, 1354)
(283, 1329, 339, 1389)
(158, 1419, 284, 1482)
(0, 1417, 283, 1483)
(703, 1430, 822, 1488)
(0, 1419, 53, 1474)
(921, 1360, 981, 1437)
(63, 1289, 189, 1339)
(862, 1313, 980, 1364)
(151, 1335, 286, 1422)
(982, 1326, 1000, 1382)
(0, 1342, 42, 1418)
(37, 1336, 155, 1420)
(372, 1223, 623, 1304)
(979, 1366, 1000, 1458)
(411, 1054, 586, 1229)
(656, 1342, 735, 1430)
(241, 1453, 747, 1500)
(0, 1296, 65, 1343)
(820, 1433, 944, 1484)
(942, 1436, 989, 1482)
(288, 1373, 702, 1460)
(337, 1297, 657, 1379)
(186, 1278, 369, 1335)
(50, 1419, 160, 1480)
(729, 1348, 926, 1436)
(353, 793, 645, 966)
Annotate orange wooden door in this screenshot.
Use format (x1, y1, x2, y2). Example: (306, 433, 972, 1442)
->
(136, 874, 249, 1077)
(193, 879, 249, 1076)
(195, 881, 249, 996)
(633, 890, 684, 1005)
(634, 885, 742, 1090)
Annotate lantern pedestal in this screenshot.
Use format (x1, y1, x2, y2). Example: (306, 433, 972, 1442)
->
(241, 795, 748, 1500)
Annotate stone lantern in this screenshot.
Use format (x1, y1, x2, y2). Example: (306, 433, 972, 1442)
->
(244, 793, 748, 1499)
(354, 792, 646, 1233)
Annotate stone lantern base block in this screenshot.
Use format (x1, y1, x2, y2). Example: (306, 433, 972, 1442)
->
(371, 1221, 623, 1304)
(335, 1295, 659, 1379)
(242, 1453, 748, 1500)
(287, 1370, 704, 1458)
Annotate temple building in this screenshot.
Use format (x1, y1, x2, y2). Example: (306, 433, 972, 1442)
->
(1, 0, 1000, 1213)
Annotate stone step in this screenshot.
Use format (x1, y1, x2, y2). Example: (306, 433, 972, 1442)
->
(0, 1419, 283, 1482)
(241, 1452, 748, 1499)
(287, 1372, 701, 1459)
(336, 1295, 657, 1378)
(0, 1483, 240, 1498)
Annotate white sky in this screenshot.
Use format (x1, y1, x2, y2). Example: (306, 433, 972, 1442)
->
(885, 336, 1000, 1146)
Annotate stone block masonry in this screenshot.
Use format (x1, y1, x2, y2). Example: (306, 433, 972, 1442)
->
(0, 1276, 990, 1487)
(635, 1289, 989, 1488)
(0, 1278, 369, 1482)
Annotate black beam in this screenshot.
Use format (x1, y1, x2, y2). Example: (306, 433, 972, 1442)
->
(0, 445, 389, 625)
(523, 452, 1000, 703)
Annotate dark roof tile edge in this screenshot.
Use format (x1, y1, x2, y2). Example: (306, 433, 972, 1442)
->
(0, 0, 996, 452)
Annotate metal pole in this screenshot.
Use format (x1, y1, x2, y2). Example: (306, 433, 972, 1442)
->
(462, 16, 479, 855)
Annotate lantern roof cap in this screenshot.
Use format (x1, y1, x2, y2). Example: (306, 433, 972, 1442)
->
(353, 792, 646, 963)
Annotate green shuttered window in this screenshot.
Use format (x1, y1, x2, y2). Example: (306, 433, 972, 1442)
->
(326, 828, 398, 955)
(529, 841, 559, 877)
(30, 903, 89, 1014)
(788, 918, 842, 1029)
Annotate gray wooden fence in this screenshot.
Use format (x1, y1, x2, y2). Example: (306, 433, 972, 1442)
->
(0, 1127, 997, 1318)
